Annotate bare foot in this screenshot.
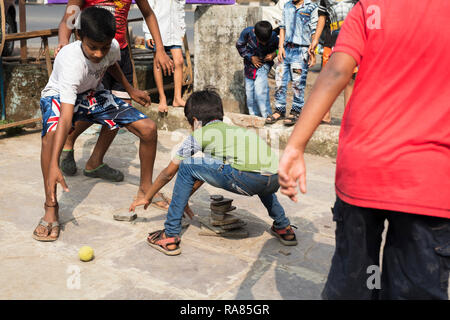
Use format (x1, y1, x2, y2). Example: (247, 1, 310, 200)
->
(172, 98, 186, 108)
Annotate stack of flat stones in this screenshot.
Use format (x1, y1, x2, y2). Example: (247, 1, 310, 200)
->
(198, 195, 248, 238)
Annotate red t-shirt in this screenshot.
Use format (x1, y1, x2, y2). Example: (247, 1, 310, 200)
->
(333, 0, 450, 219)
(83, 0, 132, 49)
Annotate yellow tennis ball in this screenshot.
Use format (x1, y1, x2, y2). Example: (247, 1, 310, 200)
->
(78, 246, 94, 262)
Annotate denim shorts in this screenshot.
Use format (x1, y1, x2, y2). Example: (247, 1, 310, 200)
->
(40, 90, 148, 137)
(145, 42, 182, 52)
(322, 196, 450, 300)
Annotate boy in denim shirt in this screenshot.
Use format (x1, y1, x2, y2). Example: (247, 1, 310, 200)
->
(236, 21, 279, 118)
(266, 0, 318, 126)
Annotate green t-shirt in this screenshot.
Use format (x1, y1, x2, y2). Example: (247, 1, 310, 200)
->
(174, 121, 279, 174)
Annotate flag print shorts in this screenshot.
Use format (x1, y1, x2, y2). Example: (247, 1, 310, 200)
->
(40, 89, 148, 137)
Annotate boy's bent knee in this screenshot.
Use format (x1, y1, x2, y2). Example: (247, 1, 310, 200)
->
(133, 119, 157, 141)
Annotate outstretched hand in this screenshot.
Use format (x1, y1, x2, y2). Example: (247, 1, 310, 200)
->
(278, 147, 307, 202)
(129, 197, 195, 219)
(129, 197, 151, 212)
(308, 38, 319, 57)
(278, 47, 286, 63)
(154, 50, 174, 76)
(47, 165, 69, 203)
(130, 89, 151, 107)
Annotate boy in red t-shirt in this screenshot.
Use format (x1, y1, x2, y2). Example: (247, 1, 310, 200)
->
(279, 0, 450, 299)
(54, 0, 174, 217)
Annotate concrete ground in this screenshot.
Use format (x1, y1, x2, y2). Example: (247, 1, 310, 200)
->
(0, 127, 337, 300)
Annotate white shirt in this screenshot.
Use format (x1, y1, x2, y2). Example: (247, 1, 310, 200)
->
(41, 39, 121, 104)
(143, 0, 186, 47)
(262, 0, 291, 28)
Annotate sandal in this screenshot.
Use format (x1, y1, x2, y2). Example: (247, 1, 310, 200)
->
(32, 203, 60, 242)
(147, 229, 181, 256)
(151, 192, 171, 211)
(265, 110, 285, 124)
(283, 110, 301, 127)
(270, 224, 298, 246)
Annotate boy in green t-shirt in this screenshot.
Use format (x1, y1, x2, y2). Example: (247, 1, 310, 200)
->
(130, 89, 297, 256)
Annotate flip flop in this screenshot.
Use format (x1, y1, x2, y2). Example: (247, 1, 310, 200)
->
(33, 218, 60, 242)
(83, 163, 124, 182)
(60, 149, 77, 176)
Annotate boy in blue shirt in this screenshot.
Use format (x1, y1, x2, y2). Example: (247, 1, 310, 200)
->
(266, 0, 318, 126)
(236, 21, 278, 118)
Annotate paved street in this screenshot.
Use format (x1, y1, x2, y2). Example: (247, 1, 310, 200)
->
(0, 121, 337, 299)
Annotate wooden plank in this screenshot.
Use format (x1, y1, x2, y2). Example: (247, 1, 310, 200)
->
(126, 24, 138, 89)
(146, 83, 174, 95)
(42, 37, 52, 77)
(5, 29, 59, 41)
(19, 0, 27, 62)
(0, 117, 42, 130)
(183, 35, 193, 86)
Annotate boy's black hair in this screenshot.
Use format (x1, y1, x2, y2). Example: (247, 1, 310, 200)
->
(78, 7, 116, 42)
(184, 88, 224, 126)
(254, 21, 273, 43)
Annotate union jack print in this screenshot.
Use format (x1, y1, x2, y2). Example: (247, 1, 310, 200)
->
(87, 91, 97, 107)
(46, 98, 61, 133)
(104, 119, 117, 129)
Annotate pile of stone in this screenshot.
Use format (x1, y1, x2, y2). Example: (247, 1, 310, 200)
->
(198, 195, 248, 238)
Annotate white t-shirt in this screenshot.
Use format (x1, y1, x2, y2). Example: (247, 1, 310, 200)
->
(143, 0, 186, 47)
(41, 39, 121, 104)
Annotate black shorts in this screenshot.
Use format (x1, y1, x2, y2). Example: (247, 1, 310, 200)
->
(102, 46, 133, 100)
(322, 196, 450, 300)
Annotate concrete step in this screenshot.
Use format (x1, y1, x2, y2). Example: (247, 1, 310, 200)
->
(133, 102, 340, 158)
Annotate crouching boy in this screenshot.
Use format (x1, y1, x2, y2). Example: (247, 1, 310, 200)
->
(33, 7, 158, 241)
(130, 89, 297, 256)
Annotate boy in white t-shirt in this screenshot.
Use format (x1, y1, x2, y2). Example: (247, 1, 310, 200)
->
(144, 0, 186, 112)
(33, 7, 156, 242)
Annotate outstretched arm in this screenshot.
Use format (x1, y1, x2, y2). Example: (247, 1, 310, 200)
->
(309, 15, 326, 56)
(107, 62, 151, 107)
(129, 160, 204, 216)
(278, 52, 356, 202)
(47, 102, 74, 203)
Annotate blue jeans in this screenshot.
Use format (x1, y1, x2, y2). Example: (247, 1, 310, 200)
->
(164, 157, 290, 236)
(274, 46, 309, 114)
(244, 64, 272, 118)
